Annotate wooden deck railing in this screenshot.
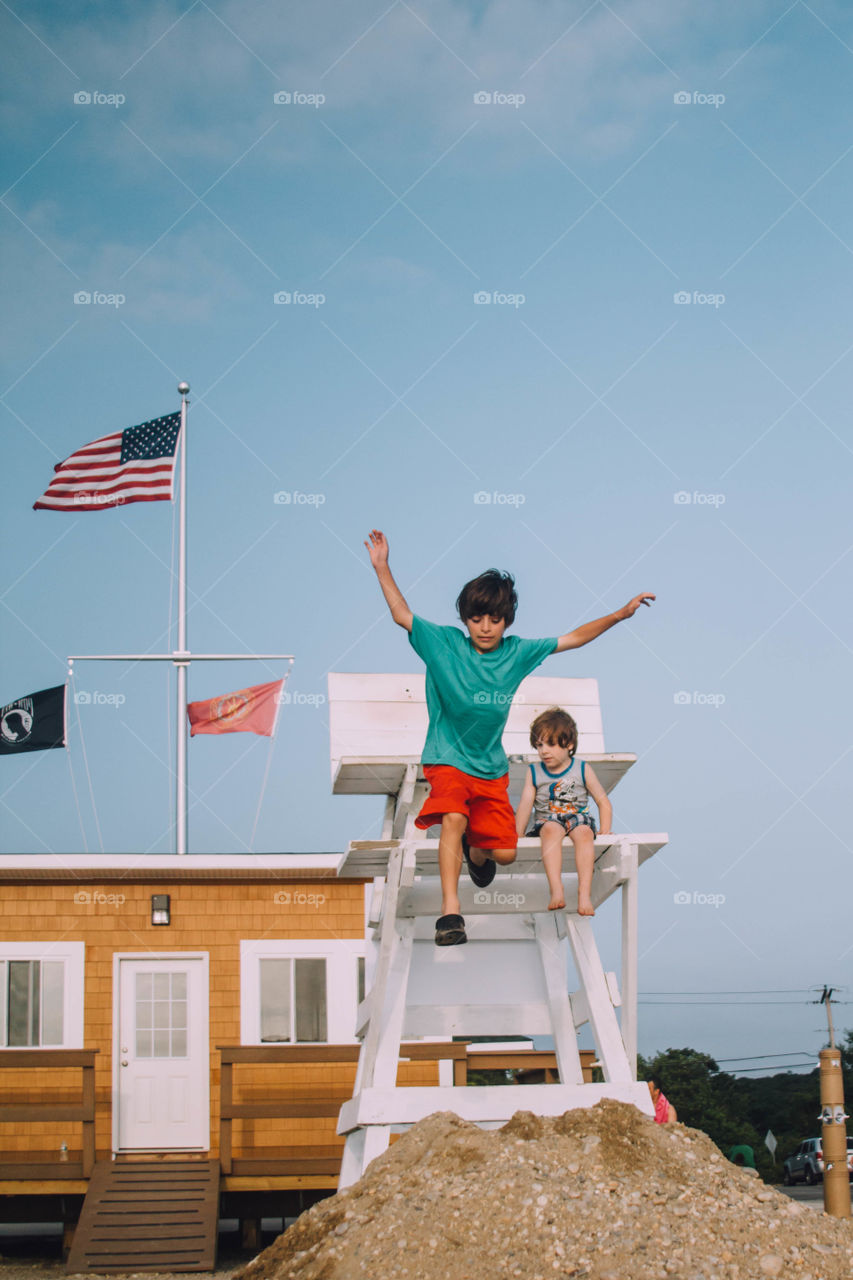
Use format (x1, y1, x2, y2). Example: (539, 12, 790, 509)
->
(0, 1049, 98, 1179)
(217, 1042, 468, 1176)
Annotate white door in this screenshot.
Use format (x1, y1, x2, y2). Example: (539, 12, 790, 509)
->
(116, 956, 209, 1151)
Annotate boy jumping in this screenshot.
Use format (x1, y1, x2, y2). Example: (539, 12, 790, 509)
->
(364, 529, 654, 945)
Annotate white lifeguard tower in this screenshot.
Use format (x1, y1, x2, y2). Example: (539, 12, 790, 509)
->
(328, 673, 668, 1187)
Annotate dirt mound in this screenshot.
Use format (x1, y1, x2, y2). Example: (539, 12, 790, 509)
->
(234, 1100, 853, 1280)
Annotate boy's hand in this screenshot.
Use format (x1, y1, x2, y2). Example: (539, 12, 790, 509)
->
(620, 592, 655, 619)
(364, 529, 390, 569)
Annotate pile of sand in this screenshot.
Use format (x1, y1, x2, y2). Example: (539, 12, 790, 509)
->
(235, 1100, 853, 1280)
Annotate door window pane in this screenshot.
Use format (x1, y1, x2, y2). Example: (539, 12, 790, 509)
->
(135, 970, 189, 1058)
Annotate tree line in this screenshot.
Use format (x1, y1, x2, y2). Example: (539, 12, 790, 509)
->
(638, 1028, 853, 1180)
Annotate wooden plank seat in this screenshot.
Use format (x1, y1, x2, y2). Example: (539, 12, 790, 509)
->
(340, 833, 666, 889)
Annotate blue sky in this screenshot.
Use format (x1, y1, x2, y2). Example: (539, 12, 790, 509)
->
(2, 0, 852, 1073)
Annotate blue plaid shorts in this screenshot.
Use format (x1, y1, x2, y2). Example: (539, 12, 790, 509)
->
(529, 812, 597, 838)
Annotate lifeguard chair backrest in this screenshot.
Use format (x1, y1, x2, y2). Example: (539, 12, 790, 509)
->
(328, 673, 604, 786)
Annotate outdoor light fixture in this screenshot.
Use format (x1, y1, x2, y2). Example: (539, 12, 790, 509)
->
(151, 894, 171, 926)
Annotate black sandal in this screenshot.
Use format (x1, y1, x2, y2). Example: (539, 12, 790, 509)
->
(462, 832, 496, 888)
(435, 913, 467, 946)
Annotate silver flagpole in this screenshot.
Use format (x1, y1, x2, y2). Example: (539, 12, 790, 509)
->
(176, 381, 190, 854)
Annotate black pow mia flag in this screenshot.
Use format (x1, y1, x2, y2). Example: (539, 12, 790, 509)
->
(0, 685, 66, 755)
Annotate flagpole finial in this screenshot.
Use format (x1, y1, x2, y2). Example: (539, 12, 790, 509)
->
(178, 381, 190, 396)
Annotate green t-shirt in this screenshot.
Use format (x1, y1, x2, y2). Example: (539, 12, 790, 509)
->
(408, 615, 558, 778)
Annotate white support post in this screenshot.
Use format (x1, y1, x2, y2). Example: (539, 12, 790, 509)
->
(343, 842, 416, 1183)
(368, 915, 415, 1089)
(620, 843, 639, 1078)
(391, 764, 418, 838)
(565, 916, 633, 1083)
(534, 914, 584, 1085)
(381, 795, 395, 839)
(353, 845, 404, 1093)
(337, 1128, 366, 1189)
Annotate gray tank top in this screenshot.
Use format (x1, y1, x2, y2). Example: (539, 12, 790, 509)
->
(530, 757, 589, 824)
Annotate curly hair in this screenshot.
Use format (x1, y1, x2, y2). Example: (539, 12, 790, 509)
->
(529, 707, 578, 753)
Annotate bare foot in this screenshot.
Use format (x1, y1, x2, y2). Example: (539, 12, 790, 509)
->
(548, 891, 566, 910)
(577, 896, 595, 917)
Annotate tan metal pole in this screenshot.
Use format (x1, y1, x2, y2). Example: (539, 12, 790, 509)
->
(819, 1047, 850, 1217)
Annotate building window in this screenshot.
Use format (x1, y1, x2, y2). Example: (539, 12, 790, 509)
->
(241, 940, 364, 1046)
(259, 957, 327, 1043)
(0, 944, 84, 1048)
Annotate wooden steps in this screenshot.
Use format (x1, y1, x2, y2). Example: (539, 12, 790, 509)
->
(66, 1159, 219, 1274)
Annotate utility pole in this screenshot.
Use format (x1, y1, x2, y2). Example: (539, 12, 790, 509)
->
(816, 986, 850, 1218)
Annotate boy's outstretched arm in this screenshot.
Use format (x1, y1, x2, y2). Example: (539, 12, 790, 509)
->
(364, 529, 414, 632)
(554, 593, 655, 652)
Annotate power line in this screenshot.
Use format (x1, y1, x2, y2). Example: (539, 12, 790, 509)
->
(639, 991, 852, 1006)
(716, 1052, 815, 1063)
(639, 1000, 813, 1006)
(641, 989, 813, 996)
(715, 1062, 816, 1075)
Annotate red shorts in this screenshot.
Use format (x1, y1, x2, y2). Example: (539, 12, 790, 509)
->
(415, 764, 518, 850)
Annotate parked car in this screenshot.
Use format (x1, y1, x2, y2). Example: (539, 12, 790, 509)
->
(782, 1137, 853, 1184)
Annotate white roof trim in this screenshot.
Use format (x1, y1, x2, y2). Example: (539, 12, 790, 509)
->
(0, 853, 343, 872)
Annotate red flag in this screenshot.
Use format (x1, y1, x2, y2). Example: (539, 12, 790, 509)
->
(187, 679, 283, 738)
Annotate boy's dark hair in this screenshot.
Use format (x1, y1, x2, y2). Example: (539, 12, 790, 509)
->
(530, 707, 578, 753)
(456, 569, 517, 625)
(648, 1073, 665, 1092)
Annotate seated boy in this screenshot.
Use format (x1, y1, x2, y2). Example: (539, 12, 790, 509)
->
(514, 707, 612, 915)
(364, 528, 654, 945)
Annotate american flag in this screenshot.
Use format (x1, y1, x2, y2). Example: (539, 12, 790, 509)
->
(33, 412, 181, 512)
